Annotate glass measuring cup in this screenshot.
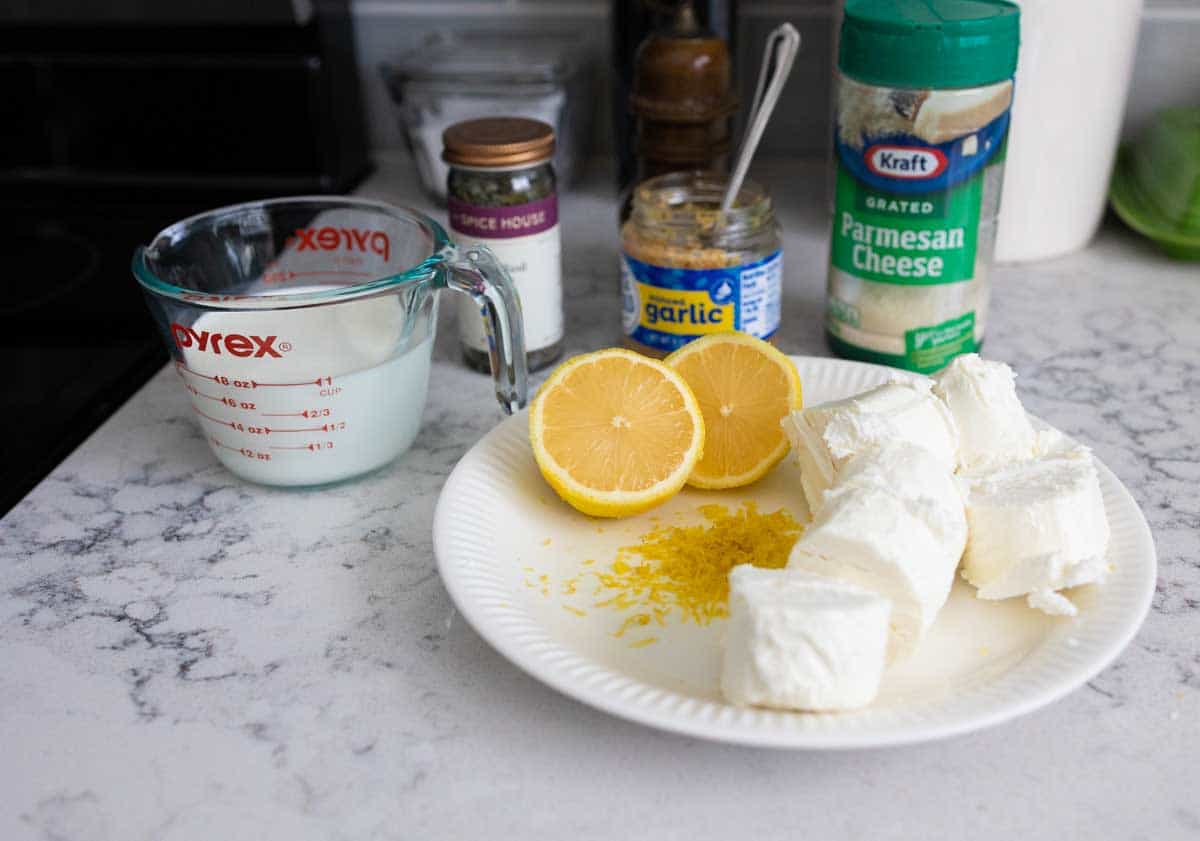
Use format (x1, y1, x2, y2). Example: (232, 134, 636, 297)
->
(133, 197, 526, 487)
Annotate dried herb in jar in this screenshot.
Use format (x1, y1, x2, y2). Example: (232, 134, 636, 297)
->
(449, 166, 555, 208)
(443, 118, 564, 373)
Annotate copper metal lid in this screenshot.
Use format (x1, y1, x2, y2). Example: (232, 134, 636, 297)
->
(442, 118, 556, 167)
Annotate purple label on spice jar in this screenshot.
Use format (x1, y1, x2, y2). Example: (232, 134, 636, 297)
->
(447, 195, 559, 240)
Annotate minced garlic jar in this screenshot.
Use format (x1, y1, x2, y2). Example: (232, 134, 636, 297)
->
(620, 171, 782, 357)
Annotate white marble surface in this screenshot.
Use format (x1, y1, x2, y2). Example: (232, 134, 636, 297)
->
(2, 155, 1198, 840)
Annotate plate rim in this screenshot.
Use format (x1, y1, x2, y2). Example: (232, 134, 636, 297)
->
(433, 356, 1158, 749)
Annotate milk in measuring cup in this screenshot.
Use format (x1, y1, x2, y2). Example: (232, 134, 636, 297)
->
(175, 291, 432, 485)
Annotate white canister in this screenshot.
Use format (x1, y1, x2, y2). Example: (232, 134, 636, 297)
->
(994, 0, 1143, 263)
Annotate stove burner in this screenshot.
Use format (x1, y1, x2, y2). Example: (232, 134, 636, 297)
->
(2, 224, 100, 316)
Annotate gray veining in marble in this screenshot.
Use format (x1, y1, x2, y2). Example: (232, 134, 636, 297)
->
(2, 153, 1198, 841)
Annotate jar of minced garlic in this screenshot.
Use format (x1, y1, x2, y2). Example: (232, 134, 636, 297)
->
(620, 171, 782, 357)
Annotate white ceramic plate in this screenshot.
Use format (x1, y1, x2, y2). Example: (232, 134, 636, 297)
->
(433, 357, 1156, 748)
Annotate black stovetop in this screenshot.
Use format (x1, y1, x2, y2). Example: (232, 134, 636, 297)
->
(0, 200, 176, 515)
(0, 7, 372, 515)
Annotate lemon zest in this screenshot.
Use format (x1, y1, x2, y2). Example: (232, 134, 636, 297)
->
(590, 502, 802, 626)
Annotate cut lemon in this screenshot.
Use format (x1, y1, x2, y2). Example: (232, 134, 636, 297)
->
(529, 349, 705, 518)
(665, 333, 802, 489)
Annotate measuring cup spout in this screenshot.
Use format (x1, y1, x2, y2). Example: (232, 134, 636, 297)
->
(441, 244, 528, 413)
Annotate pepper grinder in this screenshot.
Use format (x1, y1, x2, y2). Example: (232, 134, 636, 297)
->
(627, 1, 738, 192)
(612, 0, 738, 192)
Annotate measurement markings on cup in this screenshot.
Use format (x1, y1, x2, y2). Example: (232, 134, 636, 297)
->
(191, 406, 274, 435)
(184, 383, 259, 411)
(174, 361, 333, 389)
(269, 422, 347, 433)
(256, 376, 334, 388)
(182, 358, 344, 460)
(260, 408, 333, 418)
(191, 405, 345, 436)
(210, 437, 272, 461)
(270, 441, 336, 453)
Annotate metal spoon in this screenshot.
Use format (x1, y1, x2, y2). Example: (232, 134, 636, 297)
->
(715, 23, 801, 229)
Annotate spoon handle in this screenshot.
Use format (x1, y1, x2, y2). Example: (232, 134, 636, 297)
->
(718, 23, 801, 220)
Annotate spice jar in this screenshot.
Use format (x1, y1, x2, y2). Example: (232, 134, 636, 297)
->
(620, 171, 782, 357)
(444, 118, 563, 372)
(826, 0, 1019, 373)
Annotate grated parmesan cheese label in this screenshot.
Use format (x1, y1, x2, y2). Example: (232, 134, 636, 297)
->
(830, 125, 1005, 286)
(827, 76, 1013, 372)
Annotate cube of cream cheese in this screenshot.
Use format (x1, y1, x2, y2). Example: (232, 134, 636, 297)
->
(781, 380, 959, 517)
(961, 448, 1110, 615)
(932, 353, 1037, 471)
(788, 443, 967, 661)
(721, 566, 891, 711)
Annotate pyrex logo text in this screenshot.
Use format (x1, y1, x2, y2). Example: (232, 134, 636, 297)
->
(286, 227, 390, 262)
(171, 323, 284, 358)
(865, 145, 947, 179)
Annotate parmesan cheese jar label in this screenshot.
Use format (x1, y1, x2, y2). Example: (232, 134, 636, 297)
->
(826, 72, 1014, 372)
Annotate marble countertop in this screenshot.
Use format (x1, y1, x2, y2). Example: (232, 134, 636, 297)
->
(3, 154, 1198, 840)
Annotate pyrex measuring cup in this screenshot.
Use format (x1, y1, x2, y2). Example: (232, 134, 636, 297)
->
(134, 197, 526, 486)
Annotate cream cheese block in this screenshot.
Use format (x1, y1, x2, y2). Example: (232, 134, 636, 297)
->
(1025, 588, 1079, 617)
(835, 441, 968, 547)
(720, 566, 891, 711)
(1033, 425, 1075, 458)
(932, 353, 1037, 471)
(781, 380, 959, 517)
(788, 443, 967, 661)
(960, 447, 1110, 615)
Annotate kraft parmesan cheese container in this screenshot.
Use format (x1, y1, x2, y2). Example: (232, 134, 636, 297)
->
(826, 0, 1019, 373)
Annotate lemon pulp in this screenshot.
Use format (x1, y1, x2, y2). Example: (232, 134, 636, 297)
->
(666, 333, 802, 489)
(530, 349, 704, 517)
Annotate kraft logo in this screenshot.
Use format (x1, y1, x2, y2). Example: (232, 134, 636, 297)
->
(170, 323, 284, 358)
(285, 226, 390, 261)
(866, 145, 948, 179)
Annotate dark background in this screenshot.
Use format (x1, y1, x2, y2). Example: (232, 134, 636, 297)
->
(0, 0, 371, 514)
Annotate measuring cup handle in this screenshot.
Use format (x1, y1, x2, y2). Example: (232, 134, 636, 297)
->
(444, 245, 528, 413)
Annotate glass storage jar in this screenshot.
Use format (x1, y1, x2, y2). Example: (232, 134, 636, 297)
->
(384, 31, 594, 203)
(620, 171, 782, 357)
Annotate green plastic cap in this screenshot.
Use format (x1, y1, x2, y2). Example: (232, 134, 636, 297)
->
(840, 0, 1020, 90)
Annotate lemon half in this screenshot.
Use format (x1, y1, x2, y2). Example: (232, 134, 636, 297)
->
(666, 333, 802, 489)
(529, 349, 705, 518)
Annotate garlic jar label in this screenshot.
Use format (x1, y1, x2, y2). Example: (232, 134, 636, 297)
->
(620, 251, 782, 354)
(449, 195, 563, 353)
